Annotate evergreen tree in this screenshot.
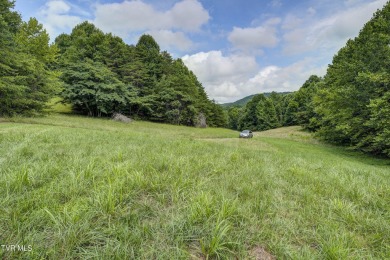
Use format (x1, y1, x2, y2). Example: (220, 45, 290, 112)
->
(102, 34, 128, 77)
(0, 0, 23, 115)
(256, 98, 279, 130)
(0, 3, 60, 116)
(234, 92, 292, 131)
(208, 101, 228, 127)
(55, 25, 226, 127)
(366, 92, 390, 156)
(278, 93, 294, 126)
(238, 94, 266, 130)
(135, 34, 163, 95)
(227, 106, 241, 130)
(288, 75, 322, 130)
(314, 2, 390, 156)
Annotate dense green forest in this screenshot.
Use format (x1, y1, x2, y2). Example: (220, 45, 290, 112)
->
(231, 2, 390, 157)
(56, 23, 227, 127)
(0, 0, 226, 127)
(0, 0, 60, 116)
(315, 3, 390, 157)
(228, 76, 320, 132)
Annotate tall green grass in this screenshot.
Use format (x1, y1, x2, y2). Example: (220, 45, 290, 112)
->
(0, 115, 389, 259)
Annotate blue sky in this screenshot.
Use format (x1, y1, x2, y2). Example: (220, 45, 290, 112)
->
(14, 0, 387, 102)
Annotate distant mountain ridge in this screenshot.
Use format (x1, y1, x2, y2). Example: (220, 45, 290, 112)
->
(220, 92, 292, 108)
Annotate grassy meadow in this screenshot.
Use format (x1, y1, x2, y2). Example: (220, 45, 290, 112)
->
(0, 114, 389, 259)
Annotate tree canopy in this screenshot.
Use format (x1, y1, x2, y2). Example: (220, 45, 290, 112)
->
(56, 23, 226, 126)
(313, 2, 390, 156)
(0, 1, 60, 116)
(230, 92, 291, 131)
(0, 2, 226, 127)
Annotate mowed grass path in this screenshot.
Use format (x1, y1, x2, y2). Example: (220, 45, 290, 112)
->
(0, 115, 389, 259)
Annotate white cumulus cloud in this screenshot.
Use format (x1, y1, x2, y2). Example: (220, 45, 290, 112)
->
(282, 0, 387, 55)
(247, 58, 327, 93)
(228, 18, 281, 54)
(146, 30, 193, 52)
(183, 51, 327, 103)
(38, 0, 84, 40)
(182, 51, 258, 102)
(93, 0, 209, 37)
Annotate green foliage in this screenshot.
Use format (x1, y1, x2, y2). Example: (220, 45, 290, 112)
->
(314, 2, 390, 156)
(60, 59, 136, 117)
(16, 18, 58, 64)
(0, 3, 60, 116)
(365, 92, 390, 156)
(260, 3, 390, 158)
(200, 218, 234, 259)
(0, 10, 226, 126)
(237, 93, 290, 131)
(238, 94, 265, 130)
(55, 22, 224, 126)
(227, 107, 241, 130)
(227, 1, 390, 158)
(288, 75, 322, 130)
(256, 98, 280, 130)
(207, 101, 228, 127)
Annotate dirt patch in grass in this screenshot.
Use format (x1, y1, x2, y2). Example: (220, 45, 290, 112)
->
(188, 242, 205, 260)
(249, 246, 275, 260)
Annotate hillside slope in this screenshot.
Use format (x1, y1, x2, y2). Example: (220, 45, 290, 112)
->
(0, 115, 389, 259)
(221, 92, 292, 108)
(220, 94, 257, 108)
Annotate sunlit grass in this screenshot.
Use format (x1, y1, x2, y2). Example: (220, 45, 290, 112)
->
(0, 114, 389, 259)
(45, 97, 73, 114)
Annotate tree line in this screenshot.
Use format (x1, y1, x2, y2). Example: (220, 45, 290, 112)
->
(0, 0, 60, 116)
(0, 0, 226, 127)
(1, 0, 389, 156)
(228, 1, 390, 157)
(226, 76, 321, 132)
